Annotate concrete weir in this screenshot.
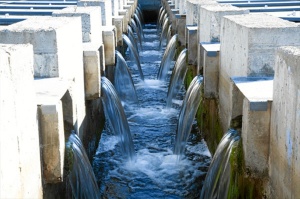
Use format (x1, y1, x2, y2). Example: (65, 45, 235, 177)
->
(1, 0, 300, 198)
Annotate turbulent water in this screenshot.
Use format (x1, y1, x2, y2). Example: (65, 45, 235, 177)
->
(93, 23, 211, 198)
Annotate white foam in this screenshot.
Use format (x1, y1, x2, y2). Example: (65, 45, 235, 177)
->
(96, 134, 119, 154)
(186, 139, 212, 158)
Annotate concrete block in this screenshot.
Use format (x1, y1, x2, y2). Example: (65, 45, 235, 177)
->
(175, 14, 186, 47)
(0, 16, 86, 137)
(119, 9, 129, 33)
(270, 46, 300, 198)
(233, 77, 273, 177)
(53, 6, 103, 45)
(186, 0, 212, 26)
(219, 13, 300, 131)
(35, 77, 75, 183)
(0, 16, 83, 79)
(0, 44, 42, 198)
(111, 0, 119, 16)
(179, 0, 187, 14)
(113, 16, 124, 46)
(199, 4, 249, 43)
(123, 5, 133, 18)
(83, 43, 102, 99)
(102, 25, 116, 66)
(202, 43, 220, 98)
(98, 43, 106, 72)
(77, 0, 112, 26)
(186, 25, 197, 65)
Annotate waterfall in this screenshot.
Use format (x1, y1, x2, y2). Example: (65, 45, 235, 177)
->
(128, 25, 140, 53)
(166, 48, 188, 107)
(122, 34, 144, 80)
(159, 17, 169, 49)
(66, 133, 100, 199)
(157, 34, 178, 80)
(134, 12, 144, 39)
(200, 129, 240, 199)
(101, 77, 135, 160)
(174, 75, 203, 156)
(114, 50, 139, 104)
(130, 18, 142, 48)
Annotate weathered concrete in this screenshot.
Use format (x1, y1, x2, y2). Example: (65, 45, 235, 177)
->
(0, 44, 42, 198)
(102, 25, 116, 66)
(175, 14, 186, 46)
(0, 16, 86, 138)
(202, 43, 220, 98)
(52, 6, 103, 45)
(186, 25, 197, 65)
(78, 0, 112, 26)
(219, 13, 300, 131)
(113, 15, 124, 46)
(270, 46, 300, 198)
(234, 78, 273, 177)
(119, 9, 129, 32)
(35, 78, 76, 183)
(199, 4, 249, 43)
(83, 43, 102, 99)
(179, 0, 187, 14)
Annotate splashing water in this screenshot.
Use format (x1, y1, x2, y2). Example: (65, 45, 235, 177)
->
(101, 77, 135, 160)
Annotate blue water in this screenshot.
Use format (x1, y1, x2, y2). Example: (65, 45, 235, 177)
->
(92, 23, 211, 199)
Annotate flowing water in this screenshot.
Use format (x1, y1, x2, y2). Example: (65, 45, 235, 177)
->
(93, 23, 211, 198)
(200, 130, 240, 199)
(66, 133, 101, 199)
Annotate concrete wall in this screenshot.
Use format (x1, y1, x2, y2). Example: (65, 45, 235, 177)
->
(270, 46, 300, 198)
(0, 44, 43, 198)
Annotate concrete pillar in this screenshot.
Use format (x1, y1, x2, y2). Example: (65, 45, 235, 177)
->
(113, 16, 124, 46)
(111, 0, 119, 16)
(102, 26, 116, 66)
(201, 43, 220, 98)
(199, 4, 249, 43)
(175, 14, 186, 46)
(53, 7, 103, 100)
(119, 9, 129, 33)
(53, 6, 103, 45)
(78, 0, 113, 26)
(186, 0, 202, 26)
(186, 25, 197, 66)
(179, 0, 187, 14)
(219, 13, 300, 131)
(83, 43, 102, 99)
(0, 44, 42, 198)
(233, 78, 273, 178)
(270, 46, 300, 198)
(35, 78, 76, 183)
(0, 16, 86, 138)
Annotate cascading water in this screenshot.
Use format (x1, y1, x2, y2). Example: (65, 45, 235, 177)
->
(159, 17, 169, 49)
(122, 34, 144, 80)
(66, 133, 100, 199)
(114, 50, 139, 104)
(157, 34, 178, 80)
(166, 48, 188, 108)
(130, 18, 142, 48)
(128, 25, 140, 53)
(100, 77, 135, 160)
(200, 129, 240, 199)
(174, 75, 203, 156)
(93, 23, 211, 198)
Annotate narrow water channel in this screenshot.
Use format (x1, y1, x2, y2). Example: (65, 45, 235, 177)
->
(92, 23, 211, 199)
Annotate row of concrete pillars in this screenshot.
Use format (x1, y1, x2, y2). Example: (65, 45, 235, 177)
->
(163, 0, 300, 197)
(0, 0, 140, 198)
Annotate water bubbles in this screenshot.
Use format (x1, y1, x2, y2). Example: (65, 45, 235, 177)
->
(5, 13, 9, 17)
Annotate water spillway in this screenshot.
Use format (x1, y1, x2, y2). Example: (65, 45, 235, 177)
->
(93, 23, 211, 198)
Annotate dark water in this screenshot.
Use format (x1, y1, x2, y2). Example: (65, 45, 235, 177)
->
(92, 24, 211, 199)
